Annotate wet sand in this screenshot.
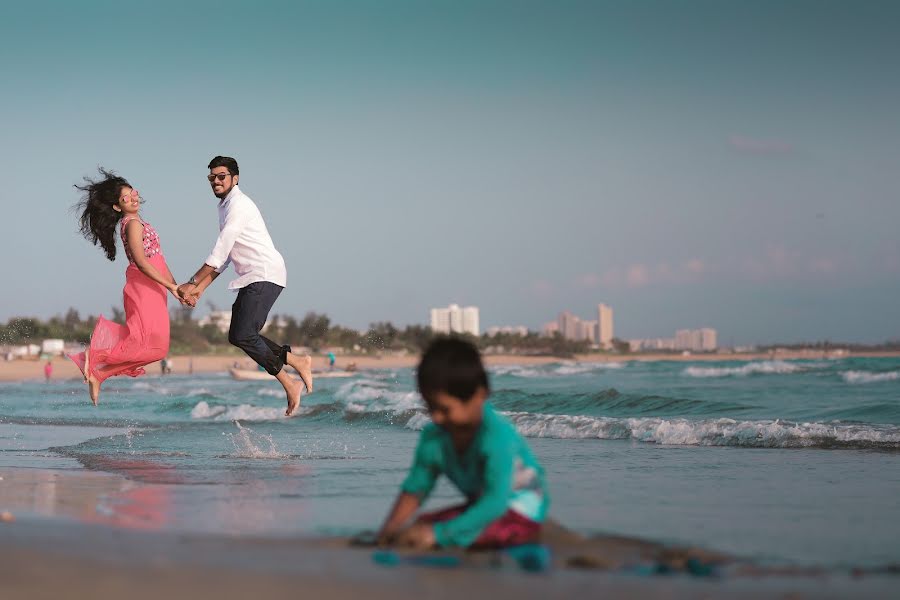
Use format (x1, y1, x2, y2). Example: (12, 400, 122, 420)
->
(0, 466, 896, 599)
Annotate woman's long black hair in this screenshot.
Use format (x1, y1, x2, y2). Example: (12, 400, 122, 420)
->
(74, 167, 130, 261)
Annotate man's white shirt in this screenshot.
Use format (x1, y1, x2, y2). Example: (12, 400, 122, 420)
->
(204, 185, 287, 290)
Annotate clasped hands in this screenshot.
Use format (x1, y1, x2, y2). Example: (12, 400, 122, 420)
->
(174, 283, 201, 307)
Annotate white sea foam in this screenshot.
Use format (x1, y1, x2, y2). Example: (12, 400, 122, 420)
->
(491, 362, 624, 379)
(489, 365, 544, 378)
(226, 421, 284, 458)
(408, 411, 900, 448)
(190, 400, 288, 421)
(683, 361, 804, 378)
(842, 370, 900, 384)
(334, 380, 421, 413)
(553, 362, 624, 376)
(405, 412, 432, 430)
(187, 388, 212, 397)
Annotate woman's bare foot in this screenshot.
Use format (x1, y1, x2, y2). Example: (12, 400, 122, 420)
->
(287, 353, 314, 393)
(87, 374, 101, 406)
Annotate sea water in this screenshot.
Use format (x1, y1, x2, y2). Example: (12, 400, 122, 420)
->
(1, 357, 899, 567)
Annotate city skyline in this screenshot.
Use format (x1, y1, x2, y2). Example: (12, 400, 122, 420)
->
(1, 2, 899, 345)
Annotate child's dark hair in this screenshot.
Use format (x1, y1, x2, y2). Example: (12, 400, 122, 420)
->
(74, 167, 130, 261)
(208, 155, 239, 175)
(417, 337, 490, 401)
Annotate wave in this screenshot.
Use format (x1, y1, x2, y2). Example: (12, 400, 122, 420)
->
(190, 400, 287, 421)
(490, 365, 543, 378)
(404, 412, 900, 450)
(334, 379, 421, 414)
(552, 362, 624, 376)
(490, 388, 754, 417)
(842, 370, 900, 384)
(490, 362, 624, 379)
(683, 361, 807, 378)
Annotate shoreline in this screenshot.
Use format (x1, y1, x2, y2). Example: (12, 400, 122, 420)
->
(2, 350, 899, 383)
(1, 466, 897, 599)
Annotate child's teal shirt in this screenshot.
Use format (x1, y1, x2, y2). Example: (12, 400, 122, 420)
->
(401, 403, 549, 548)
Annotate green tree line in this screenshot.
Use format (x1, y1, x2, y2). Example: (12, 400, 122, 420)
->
(0, 308, 594, 356)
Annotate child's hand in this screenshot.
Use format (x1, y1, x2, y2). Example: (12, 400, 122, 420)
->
(396, 523, 436, 550)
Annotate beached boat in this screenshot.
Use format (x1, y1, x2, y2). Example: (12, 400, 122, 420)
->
(228, 367, 356, 381)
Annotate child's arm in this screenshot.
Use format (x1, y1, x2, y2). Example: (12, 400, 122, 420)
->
(377, 429, 440, 545)
(376, 492, 421, 544)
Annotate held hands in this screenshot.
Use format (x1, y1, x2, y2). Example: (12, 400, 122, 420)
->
(175, 283, 201, 307)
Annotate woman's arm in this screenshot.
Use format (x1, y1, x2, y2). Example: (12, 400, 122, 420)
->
(125, 220, 179, 296)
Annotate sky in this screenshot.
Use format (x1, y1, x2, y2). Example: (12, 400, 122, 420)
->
(0, 0, 898, 345)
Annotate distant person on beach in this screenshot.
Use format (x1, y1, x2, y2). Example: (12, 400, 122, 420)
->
(68, 168, 188, 405)
(328, 351, 336, 370)
(376, 338, 549, 549)
(43, 360, 53, 382)
(177, 156, 313, 416)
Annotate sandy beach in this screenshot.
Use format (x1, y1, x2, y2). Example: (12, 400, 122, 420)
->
(3, 352, 899, 598)
(1, 467, 896, 600)
(5, 350, 899, 382)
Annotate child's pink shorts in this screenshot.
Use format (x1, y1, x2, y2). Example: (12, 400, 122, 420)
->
(418, 504, 541, 548)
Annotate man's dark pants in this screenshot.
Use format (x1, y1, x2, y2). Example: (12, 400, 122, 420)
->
(228, 281, 290, 376)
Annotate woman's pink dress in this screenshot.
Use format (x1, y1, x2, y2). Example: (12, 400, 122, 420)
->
(68, 215, 170, 383)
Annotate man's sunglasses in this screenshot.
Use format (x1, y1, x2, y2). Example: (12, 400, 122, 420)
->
(207, 173, 232, 182)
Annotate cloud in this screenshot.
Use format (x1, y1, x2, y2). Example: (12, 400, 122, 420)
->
(581, 258, 709, 290)
(741, 244, 843, 281)
(728, 135, 793, 155)
(626, 264, 651, 287)
(808, 258, 837, 275)
(530, 279, 555, 298)
(576, 273, 600, 288)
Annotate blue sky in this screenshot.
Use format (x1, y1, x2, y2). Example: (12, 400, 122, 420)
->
(1, 0, 898, 344)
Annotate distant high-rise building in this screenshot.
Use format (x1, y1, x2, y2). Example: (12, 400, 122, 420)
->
(542, 322, 560, 337)
(579, 319, 598, 343)
(430, 304, 480, 336)
(699, 328, 717, 351)
(675, 329, 693, 350)
(558, 311, 581, 341)
(462, 306, 480, 336)
(674, 328, 718, 351)
(597, 304, 614, 349)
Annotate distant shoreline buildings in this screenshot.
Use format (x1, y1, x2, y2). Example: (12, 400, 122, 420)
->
(543, 303, 614, 349)
(430, 304, 480, 337)
(629, 328, 717, 352)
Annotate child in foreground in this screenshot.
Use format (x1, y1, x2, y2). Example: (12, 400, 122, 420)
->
(376, 338, 549, 549)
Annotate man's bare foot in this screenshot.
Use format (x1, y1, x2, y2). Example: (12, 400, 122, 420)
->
(87, 374, 101, 406)
(284, 377, 303, 417)
(287, 353, 314, 393)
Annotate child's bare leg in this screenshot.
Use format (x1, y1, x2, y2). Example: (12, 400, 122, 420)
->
(286, 352, 313, 393)
(277, 369, 304, 416)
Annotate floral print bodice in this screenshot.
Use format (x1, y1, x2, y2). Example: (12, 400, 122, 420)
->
(120, 215, 162, 264)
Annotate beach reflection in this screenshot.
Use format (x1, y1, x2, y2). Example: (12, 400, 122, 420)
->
(1, 458, 315, 535)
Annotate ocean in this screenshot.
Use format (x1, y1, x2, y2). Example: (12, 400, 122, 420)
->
(1, 356, 898, 568)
